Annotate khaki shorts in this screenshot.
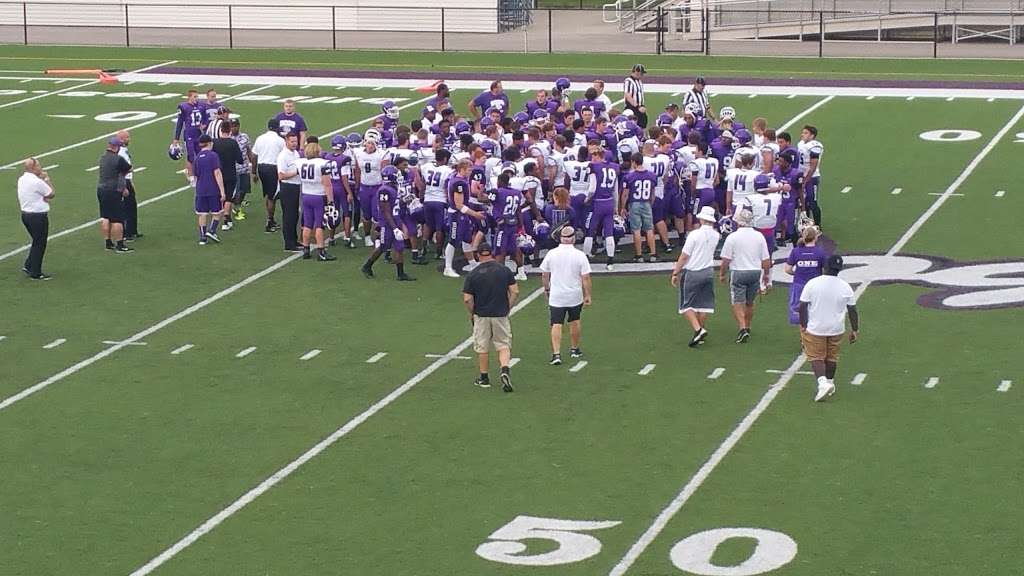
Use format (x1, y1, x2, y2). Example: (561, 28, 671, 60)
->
(801, 331, 842, 363)
(473, 315, 512, 353)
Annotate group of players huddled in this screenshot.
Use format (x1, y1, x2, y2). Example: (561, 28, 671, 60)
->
(168, 78, 824, 282)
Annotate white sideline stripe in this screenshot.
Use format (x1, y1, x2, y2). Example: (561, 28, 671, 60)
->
(235, 346, 257, 358)
(851, 372, 867, 386)
(891, 187, 902, 195)
(0, 252, 303, 413)
(300, 349, 321, 361)
(118, 73, 1024, 100)
(840, 186, 852, 194)
(995, 190, 1005, 197)
(42, 338, 66, 349)
(0, 335, 6, 341)
(425, 353, 471, 360)
(127, 286, 545, 576)
(638, 363, 656, 376)
(569, 360, 588, 373)
(509, 357, 521, 367)
(0, 82, 269, 170)
(101, 340, 146, 346)
(925, 376, 939, 389)
(365, 352, 387, 364)
(997, 380, 1012, 392)
(42, 164, 59, 170)
(608, 100, 1024, 576)
(766, 369, 814, 375)
(0, 59, 174, 112)
(928, 192, 963, 197)
(0, 89, 399, 264)
(707, 367, 725, 380)
(170, 344, 193, 355)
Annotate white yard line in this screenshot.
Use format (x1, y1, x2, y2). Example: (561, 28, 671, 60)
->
(127, 286, 546, 576)
(101, 340, 146, 346)
(425, 353, 471, 360)
(638, 363, 656, 376)
(0, 83, 270, 170)
(235, 346, 257, 358)
(0, 252, 304, 413)
(42, 338, 66, 349)
(320, 94, 434, 139)
(766, 369, 814, 375)
(608, 100, 1024, 576)
(569, 360, 588, 373)
(997, 380, 1012, 392)
(365, 352, 387, 364)
(928, 192, 963, 197)
(170, 344, 194, 355)
(42, 164, 59, 170)
(707, 367, 725, 380)
(300, 349, 322, 361)
(0, 60, 175, 112)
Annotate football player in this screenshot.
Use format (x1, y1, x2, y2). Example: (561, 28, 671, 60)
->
(442, 160, 488, 277)
(688, 141, 720, 229)
(798, 124, 824, 226)
(725, 151, 759, 216)
(622, 153, 658, 263)
(642, 139, 674, 253)
(749, 173, 785, 254)
(361, 166, 414, 281)
(420, 148, 453, 260)
(352, 133, 389, 246)
(294, 140, 337, 261)
(582, 146, 621, 271)
(490, 171, 527, 280)
(172, 89, 205, 183)
(773, 148, 803, 246)
(562, 147, 591, 232)
(322, 135, 354, 248)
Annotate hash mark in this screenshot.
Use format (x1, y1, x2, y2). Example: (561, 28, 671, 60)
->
(840, 186, 852, 194)
(707, 367, 725, 379)
(170, 344, 193, 355)
(638, 363, 656, 376)
(42, 338, 66, 349)
(995, 190, 1005, 198)
(509, 357, 521, 367)
(866, 95, 875, 100)
(851, 372, 867, 386)
(891, 187, 902, 195)
(569, 360, 588, 373)
(997, 380, 1012, 392)
(366, 352, 387, 363)
(300, 349, 321, 361)
(236, 346, 257, 358)
(925, 376, 939, 389)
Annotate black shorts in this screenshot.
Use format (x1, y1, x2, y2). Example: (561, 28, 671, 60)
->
(550, 303, 583, 325)
(97, 189, 125, 223)
(222, 178, 237, 202)
(258, 164, 278, 199)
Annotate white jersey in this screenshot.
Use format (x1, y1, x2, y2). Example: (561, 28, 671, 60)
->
(500, 132, 514, 150)
(642, 154, 671, 199)
(549, 149, 569, 185)
(690, 157, 719, 190)
(353, 148, 387, 186)
(415, 146, 436, 166)
(750, 191, 783, 230)
(798, 139, 823, 177)
(527, 140, 551, 158)
(675, 145, 697, 167)
(420, 162, 453, 204)
(452, 151, 471, 165)
(386, 146, 417, 166)
(727, 167, 760, 211)
(617, 136, 639, 163)
(733, 145, 759, 169)
(759, 142, 780, 171)
(563, 159, 592, 197)
(296, 157, 331, 197)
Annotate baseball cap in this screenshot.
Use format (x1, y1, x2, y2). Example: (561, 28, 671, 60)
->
(477, 242, 493, 255)
(665, 102, 679, 110)
(267, 118, 280, 131)
(632, 63, 647, 74)
(107, 137, 122, 147)
(826, 254, 844, 272)
(695, 76, 707, 85)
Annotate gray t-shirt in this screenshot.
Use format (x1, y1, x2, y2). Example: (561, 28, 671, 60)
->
(97, 151, 131, 193)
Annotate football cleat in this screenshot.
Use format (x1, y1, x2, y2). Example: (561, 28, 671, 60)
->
(550, 354, 562, 366)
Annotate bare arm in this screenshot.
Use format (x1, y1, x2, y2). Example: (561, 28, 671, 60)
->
(322, 174, 335, 204)
(718, 257, 731, 283)
(214, 168, 225, 201)
(582, 273, 592, 305)
(671, 250, 690, 287)
(508, 282, 520, 307)
(463, 293, 475, 323)
(798, 301, 809, 330)
(847, 305, 859, 343)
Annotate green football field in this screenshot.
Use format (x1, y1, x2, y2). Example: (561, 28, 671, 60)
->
(0, 46, 1022, 576)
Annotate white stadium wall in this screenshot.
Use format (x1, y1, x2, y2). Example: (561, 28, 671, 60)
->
(0, 0, 501, 34)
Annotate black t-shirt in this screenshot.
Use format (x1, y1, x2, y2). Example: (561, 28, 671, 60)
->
(96, 151, 131, 193)
(212, 137, 242, 182)
(463, 260, 516, 317)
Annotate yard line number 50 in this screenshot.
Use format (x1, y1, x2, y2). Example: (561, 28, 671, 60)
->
(476, 515, 798, 575)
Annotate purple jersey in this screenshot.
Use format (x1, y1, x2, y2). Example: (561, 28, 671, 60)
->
(274, 112, 308, 138)
(174, 102, 205, 140)
(779, 145, 800, 169)
(489, 187, 524, 227)
(468, 166, 487, 209)
(526, 99, 560, 116)
(709, 139, 734, 171)
(588, 161, 621, 204)
(472, 91, 510, 116)
(787, 245, 828, 285)
(573, 98, 606, 118)
(624, 170, 657, 205)
(376, 183, 402, 226)
(193, 149, 221, 198)
(773, 165, 803, 203)
(447, 175, 471, 209)
(200, 99, 219, 125)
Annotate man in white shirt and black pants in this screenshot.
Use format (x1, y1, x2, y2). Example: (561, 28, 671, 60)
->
(671, 206, 721, 347)
(540, 225, 593, 366)
(252, 118, 283, 233)
(18, 157, 55, 280)
(276, 132, 302, 252)
(799, 254, 859, 402)
(718, 209, 771, 344)
(116, 129, 141, 240)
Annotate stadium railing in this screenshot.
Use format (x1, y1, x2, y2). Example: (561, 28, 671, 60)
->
(0, 1, 1022, 59)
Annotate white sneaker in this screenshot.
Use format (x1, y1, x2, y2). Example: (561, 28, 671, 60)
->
(364, 236, 374, 247)
(606, 263, 614, 271)
(223, 221, 233, 231)
(515, 269, 527, 281)
(188, 176, 196, 187)
(442, 268, 460, 278)
(464, 261, 479, 272)
(814, 380, 836, 402)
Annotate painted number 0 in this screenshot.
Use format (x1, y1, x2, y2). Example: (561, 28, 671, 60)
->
(476, 516, 797, 574)
(475, 515, 621, 566)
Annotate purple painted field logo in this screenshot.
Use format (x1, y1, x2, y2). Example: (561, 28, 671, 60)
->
(772, 254, 1024, 310)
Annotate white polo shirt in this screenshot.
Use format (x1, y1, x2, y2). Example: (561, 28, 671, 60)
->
(720, 226, 769, 271)
(681, 224, 720, 271)
(800, 274, 854, 336)
(18, 172, 52, 213)
(276, 148, 301, 185)
(117, 145, 133, 181)
(252, 130, 285, 166)
(539, 243, 592, 308)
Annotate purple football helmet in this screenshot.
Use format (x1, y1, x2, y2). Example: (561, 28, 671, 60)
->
(555, 77, 571, 92)
(381, 165, 400, 185)
(735, 128, 752, 145)
(533, 109, 549, 121)
(657, 113, 673, 127)
(381, 100, 400, 120)
(516, 233, 536, 255)
(455, 120, 471, 135)
(330, 134, 346, 150)
(534, 221, 551, 238)
(167, 142, 183, 161)
(480, 140, 497, 157)
(346, 132, 363, 146)
(513, 111, 530, 125)
(754, 173, 774, 192)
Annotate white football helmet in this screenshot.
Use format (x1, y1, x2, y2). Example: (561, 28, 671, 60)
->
(720, 105, 736, 119)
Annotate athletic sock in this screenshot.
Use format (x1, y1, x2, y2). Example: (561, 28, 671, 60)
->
(396, 262, 405, 277)
(116, 240, 125, 249)
(209, 219, 220, 234)
(817, 376, 829, 387)
(582, 237, 594, 255)
(444, 243, 456, 270)
(500, 366, 510, 375)
(106, 239, 115, 249)
(605, 237, 615, 258)
(198, 226, 205, 242)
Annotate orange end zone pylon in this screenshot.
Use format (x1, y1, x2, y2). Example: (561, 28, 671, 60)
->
(45, 68, 119, 84)
(415, 79, 444, 94)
